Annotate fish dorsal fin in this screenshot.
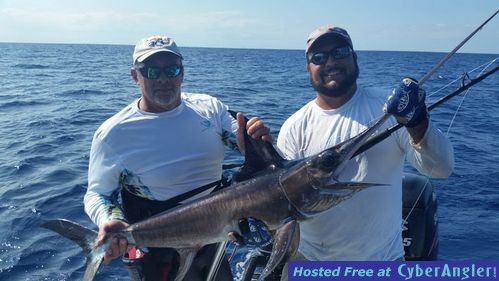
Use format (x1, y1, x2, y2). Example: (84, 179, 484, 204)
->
(228, 110, 287, 182)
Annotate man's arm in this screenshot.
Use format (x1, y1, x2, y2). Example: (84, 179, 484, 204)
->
(385, 77, 454, 177)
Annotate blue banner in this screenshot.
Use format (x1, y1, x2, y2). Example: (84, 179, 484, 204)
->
(288, 261, 498, 281)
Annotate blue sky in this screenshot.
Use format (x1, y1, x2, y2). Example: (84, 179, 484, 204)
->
(0, 0, 497, 53)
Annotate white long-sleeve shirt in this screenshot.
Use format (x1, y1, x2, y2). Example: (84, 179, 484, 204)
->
(84, 93, 237, 227)
(277, 86, 454, 261)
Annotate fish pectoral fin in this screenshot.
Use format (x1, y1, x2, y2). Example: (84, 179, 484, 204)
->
(258, 219, 299, 281)
(174, 247, 200, 281)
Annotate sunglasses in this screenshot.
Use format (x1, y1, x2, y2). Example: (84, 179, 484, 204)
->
(308, 46, 353, 65)
(138, 64, 183, 79)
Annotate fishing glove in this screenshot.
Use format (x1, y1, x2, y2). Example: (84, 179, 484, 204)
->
(384, 77, 428, 127)
(236, 217, 273, 248)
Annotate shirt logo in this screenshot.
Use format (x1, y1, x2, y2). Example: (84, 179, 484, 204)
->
(201, 120, 212, 131)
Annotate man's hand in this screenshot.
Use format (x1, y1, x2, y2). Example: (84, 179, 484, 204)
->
(96, 220, 130, 264)
(384, 77, 428, 127)
(229, 217, 273, 248)
(236, 112, 272, 154)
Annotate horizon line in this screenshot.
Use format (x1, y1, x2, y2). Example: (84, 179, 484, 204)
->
(0, 41, 497, 56)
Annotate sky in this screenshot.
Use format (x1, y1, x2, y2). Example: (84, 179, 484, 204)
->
(0, 0, 497, 54)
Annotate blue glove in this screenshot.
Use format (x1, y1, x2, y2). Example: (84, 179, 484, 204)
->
(237, 217, 273, 248)
(384, 77, 428, 127)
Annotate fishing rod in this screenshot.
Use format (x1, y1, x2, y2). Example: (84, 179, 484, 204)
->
(353, 64, 498, 158)
(373, 10, 497, 262)
(353, 9, 499, 156)
(353, 9, 498, 158)
(220, 65, 499, 167)
(418, 9, 497, 86)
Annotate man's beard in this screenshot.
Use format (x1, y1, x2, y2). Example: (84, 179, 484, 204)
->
(311, 64, 359, 98)
(152, 88, 181, 109)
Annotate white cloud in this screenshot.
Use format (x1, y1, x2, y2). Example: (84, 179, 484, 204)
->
(0, 7, 149, 32)
(0, 0, 496, 52)
(173, 11, 256, 29)
(0, 5, 263, 46)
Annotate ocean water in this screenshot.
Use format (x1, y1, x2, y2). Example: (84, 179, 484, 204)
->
(0, 43, 498, 281)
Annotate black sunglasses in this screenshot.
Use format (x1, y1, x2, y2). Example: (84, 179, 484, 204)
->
(308, 46, 353, 65)
(138, 64, 183, 80)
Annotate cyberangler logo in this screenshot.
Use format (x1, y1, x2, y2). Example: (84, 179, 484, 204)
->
(146, 36, 172, 48)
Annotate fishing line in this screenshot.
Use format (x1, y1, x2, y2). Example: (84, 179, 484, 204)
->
(357, 11, 495, 261)
(427, 57, 498, 98)
(356, 7, 498, 157)
(382, 60, 498, 261)
(357, 64, 498, 158)
(426, 57, 498, 134)
(444, 63, 494, 135)
(418, 10, 498, 86)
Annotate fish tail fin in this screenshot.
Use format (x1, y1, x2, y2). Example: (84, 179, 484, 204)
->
(42, 219, 104, 281)
(82, 253, 104, 281)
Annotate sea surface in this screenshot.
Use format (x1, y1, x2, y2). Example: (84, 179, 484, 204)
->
(0, 43, 497, 281)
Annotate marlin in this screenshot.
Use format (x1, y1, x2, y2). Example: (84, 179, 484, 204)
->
(42, 112, 389, 281)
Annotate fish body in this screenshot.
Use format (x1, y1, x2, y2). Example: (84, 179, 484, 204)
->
(42, 112, 388, 281)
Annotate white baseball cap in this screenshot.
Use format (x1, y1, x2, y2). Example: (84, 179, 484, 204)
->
(133, 35, 183, 65)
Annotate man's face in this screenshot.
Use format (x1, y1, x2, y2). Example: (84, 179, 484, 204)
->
(132, 52, 183, 113)
(307, 40, 359, 98)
